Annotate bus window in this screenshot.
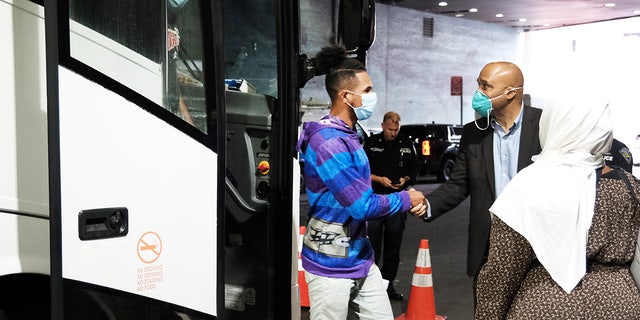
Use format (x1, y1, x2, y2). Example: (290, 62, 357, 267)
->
(68, 0, 208, 132)
(222, 0, 277, 98)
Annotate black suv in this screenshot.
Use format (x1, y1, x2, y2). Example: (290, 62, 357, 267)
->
(399, 123, 463, 181)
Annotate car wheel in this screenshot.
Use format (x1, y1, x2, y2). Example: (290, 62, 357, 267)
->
(438, 159, 455, 182)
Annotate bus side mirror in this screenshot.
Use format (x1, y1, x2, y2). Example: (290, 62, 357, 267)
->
(338, 0, 375, 63)
(298, 0, 375, 88)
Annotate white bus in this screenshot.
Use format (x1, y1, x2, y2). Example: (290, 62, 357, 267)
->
(0, 0, 374, 319)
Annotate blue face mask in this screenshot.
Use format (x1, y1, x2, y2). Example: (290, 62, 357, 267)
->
(347, 91, 377, 121)
(471, 87, 522, 130)
(472, 87, 523, 117)
(471, 90, 494, 118)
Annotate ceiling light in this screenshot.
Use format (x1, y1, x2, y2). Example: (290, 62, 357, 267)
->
(543, 23, 551, 27)
(438, 1, 448, 6)
(604, 3, 616, 7)
(455, 13, 465, 17)
(495, 13, 504, 18)
(633, 9, 640, 14)
(469, 8, 478, 13)
(519, 18, 527, 22)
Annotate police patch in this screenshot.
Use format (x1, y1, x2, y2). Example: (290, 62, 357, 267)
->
(618, 147, 632, 164)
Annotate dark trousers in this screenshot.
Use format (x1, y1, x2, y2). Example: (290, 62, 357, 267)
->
(367, 211, 407, 283)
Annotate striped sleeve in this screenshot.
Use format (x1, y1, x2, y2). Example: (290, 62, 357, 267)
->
(310, 132, 411, 220)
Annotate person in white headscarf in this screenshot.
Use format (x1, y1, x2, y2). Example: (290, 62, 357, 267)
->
(475, 97, 640, 320)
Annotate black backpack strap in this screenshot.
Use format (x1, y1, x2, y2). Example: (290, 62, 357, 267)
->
(616, 168, 639, 205)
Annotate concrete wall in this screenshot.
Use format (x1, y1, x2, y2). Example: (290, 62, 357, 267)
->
(300, 2, 520, 129)
(517, 17, 640, 147)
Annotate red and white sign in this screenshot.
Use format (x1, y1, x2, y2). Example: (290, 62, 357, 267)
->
(451, 76, 463, 96)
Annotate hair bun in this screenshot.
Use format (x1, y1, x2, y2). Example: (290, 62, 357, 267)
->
(314, 44, 349, 76)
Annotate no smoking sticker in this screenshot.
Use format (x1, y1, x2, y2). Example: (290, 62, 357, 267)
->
(137, 231, 162, 264)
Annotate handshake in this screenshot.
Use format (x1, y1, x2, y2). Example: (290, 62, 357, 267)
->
(407, 188, 427, 218)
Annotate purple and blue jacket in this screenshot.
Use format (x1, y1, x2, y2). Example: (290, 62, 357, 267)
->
(296, 115, 411, 278)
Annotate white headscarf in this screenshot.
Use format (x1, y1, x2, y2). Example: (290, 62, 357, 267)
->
(489, 97, 613, 293)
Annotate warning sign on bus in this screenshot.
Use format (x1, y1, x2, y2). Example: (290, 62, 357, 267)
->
(137, 264, 164, 292)
(137, 231, 163, 264)
(137, 231, 164, 292)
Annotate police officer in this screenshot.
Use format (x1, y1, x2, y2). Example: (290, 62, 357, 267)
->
(364, 111, 421, 301)
(604, 138, 634, 173)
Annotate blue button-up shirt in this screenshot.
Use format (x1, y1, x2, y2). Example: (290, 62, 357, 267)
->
(425, 106, 525, 219)
(492, 106, 523, 197)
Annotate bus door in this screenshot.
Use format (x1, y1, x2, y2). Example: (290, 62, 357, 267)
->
(220, 1, 298, 319)
(48, 0, 224, 319)
(219, 1, 377, 319)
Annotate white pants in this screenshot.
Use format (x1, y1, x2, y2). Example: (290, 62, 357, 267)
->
(305, 264, 393, 320)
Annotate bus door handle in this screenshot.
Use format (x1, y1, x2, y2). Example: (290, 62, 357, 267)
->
(225, 177, 261, 215)
(78, 207, 129, 240)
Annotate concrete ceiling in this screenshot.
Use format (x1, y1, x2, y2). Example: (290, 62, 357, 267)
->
(378, 0, 640, 31)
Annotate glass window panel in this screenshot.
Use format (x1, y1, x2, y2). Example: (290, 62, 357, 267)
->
(222, 0, 278, 98)
(68, 0, 207, 132)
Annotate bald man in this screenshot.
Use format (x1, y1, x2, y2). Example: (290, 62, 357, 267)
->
(423, 61, 542, 300)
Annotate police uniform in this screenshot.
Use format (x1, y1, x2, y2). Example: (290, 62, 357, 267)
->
(604, 138, 634, 173)
(363, 132, 420, 299)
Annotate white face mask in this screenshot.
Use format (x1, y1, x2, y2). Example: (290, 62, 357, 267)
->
(346, 91, 377, 121)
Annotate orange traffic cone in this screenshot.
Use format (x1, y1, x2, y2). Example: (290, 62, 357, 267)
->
(395, 239, 446, 320)
(298, 226, 310, 307)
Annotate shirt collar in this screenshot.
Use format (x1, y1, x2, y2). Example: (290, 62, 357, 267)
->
(490, 104, 524, 134)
